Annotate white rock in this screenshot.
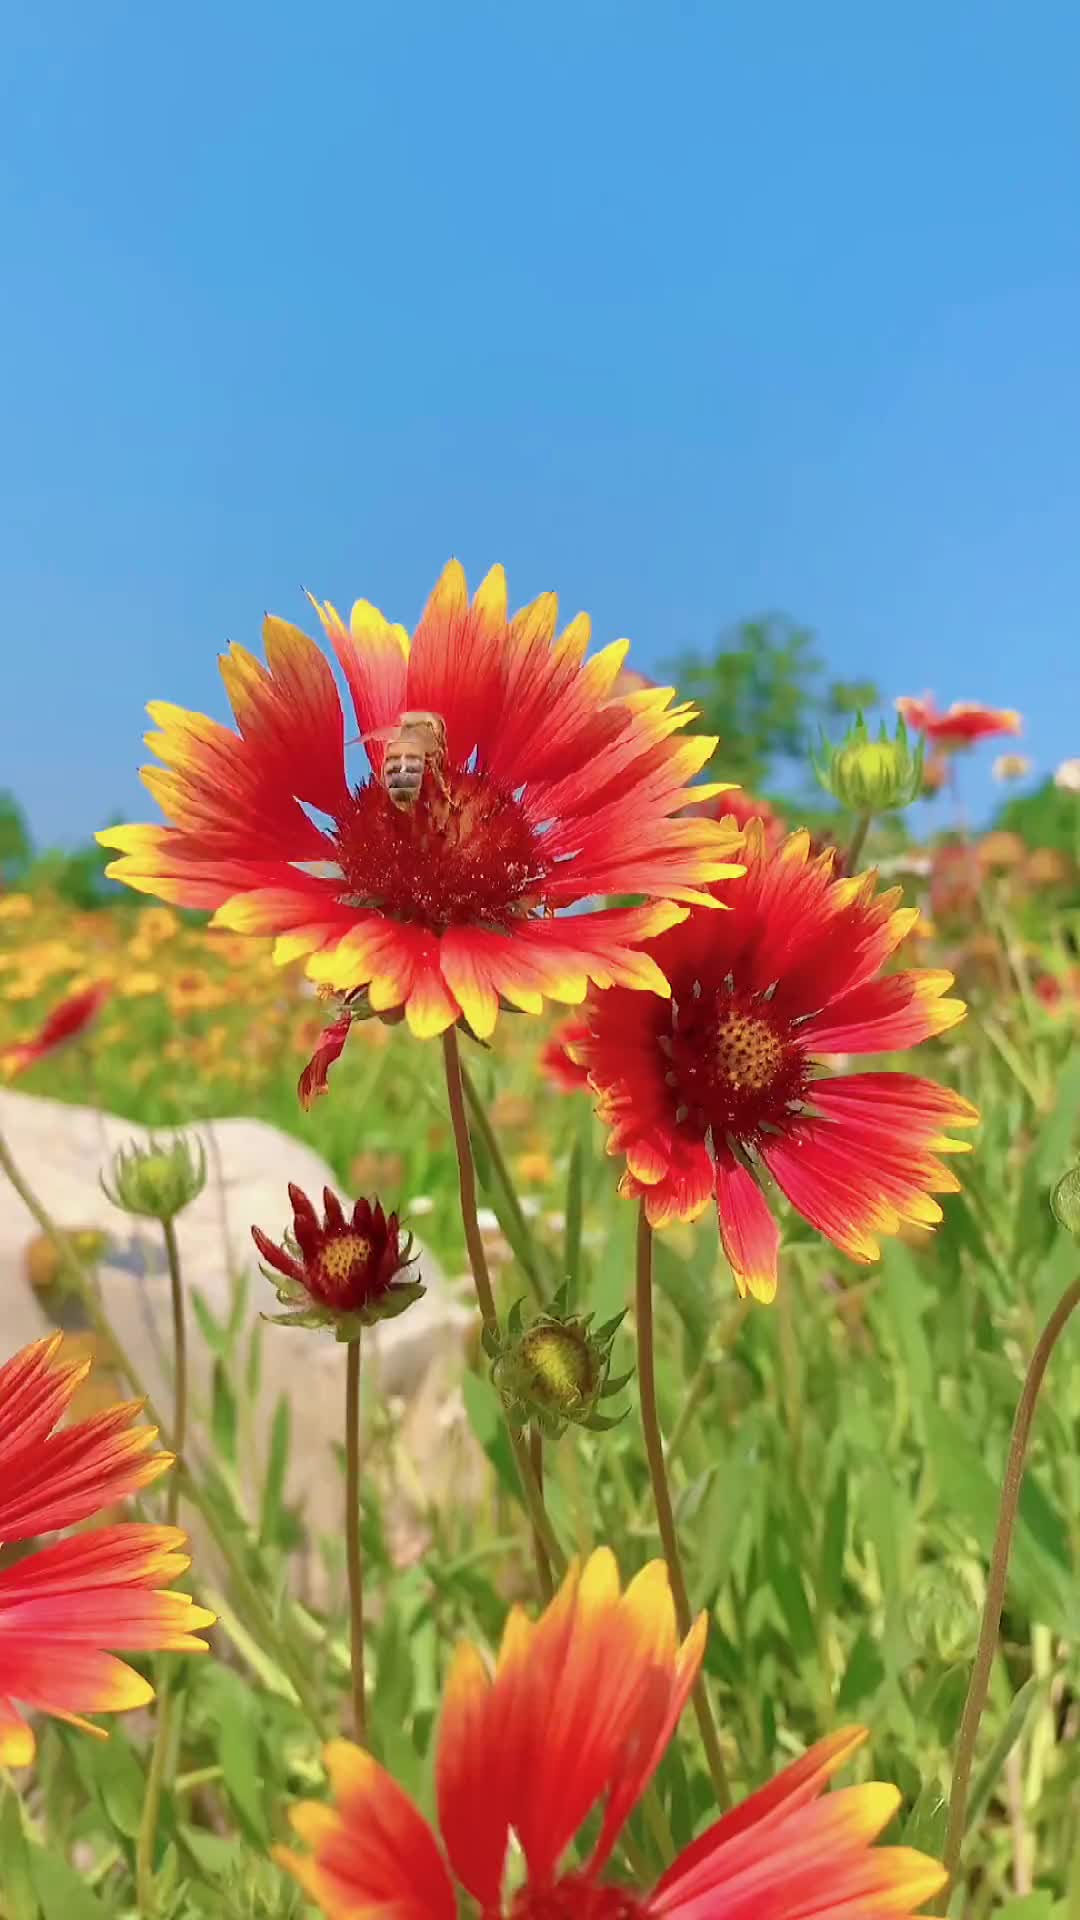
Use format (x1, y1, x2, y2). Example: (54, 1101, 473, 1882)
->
(0, 1090, 476, 1597)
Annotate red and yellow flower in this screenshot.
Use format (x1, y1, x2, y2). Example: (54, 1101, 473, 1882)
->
(278, 1547, 945, 1919)
(895, 694, 1021, 749)
(573, 823, 977, 1300)
(0, 1335, 214, 1764)
(0, 982, 111, 1079)
(252, 1184, 423, 1337)
(98, 564, 742, 1076)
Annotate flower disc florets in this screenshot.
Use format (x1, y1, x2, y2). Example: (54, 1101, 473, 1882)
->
(252, 1185, 423, 1341)
(487, 1290, 631, 1437)
(814, 715, 923, 815)
(101, 1134, 207, 1224)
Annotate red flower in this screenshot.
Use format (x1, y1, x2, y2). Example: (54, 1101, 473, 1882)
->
(574, 824, 977, 1300)
(277, 1548, 945, 1919)
(0, 1335, 214, 1765)
(0, 983, 111, 1078)
(895, 694, 1021, 749)
(252, 1184, 423, 1335)
(98, 564, 742, 1055)
(540, 1018, 593, 1092)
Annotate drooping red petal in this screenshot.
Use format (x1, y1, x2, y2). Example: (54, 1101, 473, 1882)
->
(714, 1149, 780, 1302)
(298, 1011, 353, 1108)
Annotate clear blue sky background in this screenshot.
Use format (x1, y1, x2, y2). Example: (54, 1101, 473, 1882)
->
(2, 1, 1078, 847)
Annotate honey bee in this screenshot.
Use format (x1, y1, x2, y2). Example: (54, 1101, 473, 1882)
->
(363, 710, 449, 811)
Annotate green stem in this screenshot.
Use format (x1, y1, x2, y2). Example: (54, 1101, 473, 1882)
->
(440, 1028, 563, 1594)
(635, 1205, 731, 1810)
(0, 1128, 326, 1738)
(942, 1275, 1080, 1891)
(844, 811, 873, 871)
(134, 1679, 173, 1915)
(162, 1219, 187, 1529)
(528, 1427, 553, 1598)
(345, 1338, 367, 1743)
(134, 1218, 190, 1912)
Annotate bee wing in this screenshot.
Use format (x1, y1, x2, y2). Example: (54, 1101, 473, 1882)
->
(351, 725, 400, 747)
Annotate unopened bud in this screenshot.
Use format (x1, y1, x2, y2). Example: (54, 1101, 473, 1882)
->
(814, 714, 924, 815)
(487, 1290, 632, 1438)
(1051, 1166, 1080, 1239)
(102, 1134, 207, 1223)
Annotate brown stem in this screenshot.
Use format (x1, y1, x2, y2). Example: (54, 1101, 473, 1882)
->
(942, 1275, 1080, 1889)
(345, 1338, 366, 1743)
(440, 1027, 562, 1592)
(635, 1205, 731, 1809)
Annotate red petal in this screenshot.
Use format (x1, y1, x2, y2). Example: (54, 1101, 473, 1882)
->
(714, 1149, 780, 1301)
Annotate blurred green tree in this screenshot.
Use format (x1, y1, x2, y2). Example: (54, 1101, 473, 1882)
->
(995, 778, 1080, 854)
(666, 615, 881, 796)
(0, 789, 33, 883)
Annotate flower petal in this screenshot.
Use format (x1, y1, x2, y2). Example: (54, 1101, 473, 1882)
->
(714, 1149, 780, 1302)
(277, 1740, 456, 1920)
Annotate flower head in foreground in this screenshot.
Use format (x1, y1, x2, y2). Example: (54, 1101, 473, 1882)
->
(252, 1184, 423, 1338)
(0, 982, 111, 1079)
(895, 694, 1021, 750)
(278, 1547, 945, 1919)
(98, 564, 743, 1088)
(0, 1335, 214, 1764)
(574, 823, 978, 1300)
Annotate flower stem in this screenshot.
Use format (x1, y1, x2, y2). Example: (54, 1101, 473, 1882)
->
(344, 1338, 367, 1743)
(635, 1204, 731, 1811)
(942, 1274, 1080, 1891)
(135, 1677, 173, 1915)
(528, 1427, 553, 1596)
(440, 1027, 563, 1593)
(162, 1219, 187, 1529)
(134, 1218, 191, 1911)
(844, 811, 873, 871)
(0, 1128, 327, 1738)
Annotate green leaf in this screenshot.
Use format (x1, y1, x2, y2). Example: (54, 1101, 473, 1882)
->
(259, 1394, 292, 1546)
(189, 1287, 229, 1358)
(563, 1133, 584, 1309)
(204, 1669, 269, 1843)
(819, 1468, 848, 1614)
(836, 1628, 886, 1712)
(210, 1357, 239, 1466)
(27, 1847, 108, 1920)
(902, 1775, 948, 1855)
(965, 1673, 1044, 1834)
(0, 1785, 40, 1920)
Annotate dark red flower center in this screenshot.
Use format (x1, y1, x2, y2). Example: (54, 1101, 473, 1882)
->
(666, 984, 809, 1143)
(335, 769, 549, 930)
(505, 1875, 648, 1919)
(307, 1229, 378, 1309)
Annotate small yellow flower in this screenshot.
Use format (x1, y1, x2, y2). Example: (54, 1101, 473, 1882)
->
(167, 968, 227, 1015)
(0, 894, 34, 921)
(136, 906, 181, 944)
(119, 970, 162, 998)
(513, 1150, 555, 1187)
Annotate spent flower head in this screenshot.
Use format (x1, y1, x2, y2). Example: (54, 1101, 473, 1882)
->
(101, 1134, 207, 1224)
(814, 713, 923, 816)
(252, 1184, 423, 1340)
(485, 1287, 631, 1437)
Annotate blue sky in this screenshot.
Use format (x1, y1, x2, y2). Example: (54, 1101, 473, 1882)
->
(2, 0, 1077, 847)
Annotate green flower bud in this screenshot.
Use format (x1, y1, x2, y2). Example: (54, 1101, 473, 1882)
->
(814, 714, 924, 814)
(486, 1288, 632, 1438)
(1051, 1165, 1080, 1239)
(101, 1134, 207, 1224)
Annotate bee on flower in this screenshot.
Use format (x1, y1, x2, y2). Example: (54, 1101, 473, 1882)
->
(98, 562, 743, 1101)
